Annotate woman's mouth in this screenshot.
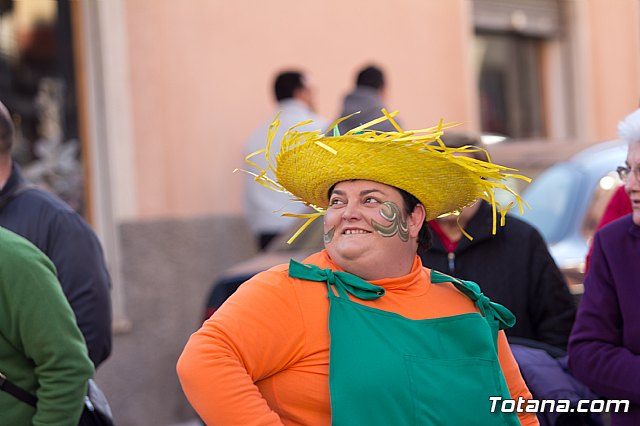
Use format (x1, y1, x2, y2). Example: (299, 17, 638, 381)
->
(343, 229, 370, 235)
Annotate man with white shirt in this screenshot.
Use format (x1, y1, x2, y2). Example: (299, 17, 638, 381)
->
(243, 71, 328, 249)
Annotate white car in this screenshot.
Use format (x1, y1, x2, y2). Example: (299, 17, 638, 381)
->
(517, 139, 628, 295)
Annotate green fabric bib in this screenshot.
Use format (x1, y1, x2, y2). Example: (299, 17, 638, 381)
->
(289, 260, 520, 426)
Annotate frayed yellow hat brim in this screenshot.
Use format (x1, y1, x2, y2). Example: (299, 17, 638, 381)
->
(239, 110, 530, 242)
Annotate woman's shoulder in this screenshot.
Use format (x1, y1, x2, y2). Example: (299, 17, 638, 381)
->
(255, 250, 330, 276)
(247, 250, 332, 291)
(227, 252, 329, 320)
(423, 268, 480, 315)
(592, 214, 637, 255)
(598, 213, 634, 237)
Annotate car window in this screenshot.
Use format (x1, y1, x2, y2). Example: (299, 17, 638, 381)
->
(519, 164, 579, 244)
(581, 173, 622, 240)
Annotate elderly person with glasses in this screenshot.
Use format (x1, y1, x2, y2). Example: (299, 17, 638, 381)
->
(568, 108, 640, 426)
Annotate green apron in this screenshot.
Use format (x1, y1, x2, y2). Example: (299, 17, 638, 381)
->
(288, 260, 521, 426)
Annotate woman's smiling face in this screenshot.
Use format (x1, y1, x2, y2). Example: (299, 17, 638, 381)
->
(323, 180, 425, 280)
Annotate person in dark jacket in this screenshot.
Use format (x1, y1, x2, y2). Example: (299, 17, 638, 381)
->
(0, 100, 112, 367)
(419, 133, 576, 351)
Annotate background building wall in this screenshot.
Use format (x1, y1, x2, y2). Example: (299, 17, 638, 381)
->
(122, 0, 477, 219)
(119, 0, 640, 221)
(584, 0, 640, 140)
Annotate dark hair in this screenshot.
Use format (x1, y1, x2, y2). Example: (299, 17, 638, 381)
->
(356, 65, 385, 90)
(397, 188, 432, 252)
(274, 71, 305, 102)
(0, 102, 13, 154)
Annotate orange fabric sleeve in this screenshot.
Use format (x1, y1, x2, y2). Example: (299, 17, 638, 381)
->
(177, 252, 539, 425)
(497, 331, 540, 425)
(177, 266, 299, 425)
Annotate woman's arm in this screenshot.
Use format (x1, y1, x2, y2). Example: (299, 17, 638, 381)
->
(0, 231, 94, 425)
(177, 269, 306, 425)
(497, 331, 540, 426)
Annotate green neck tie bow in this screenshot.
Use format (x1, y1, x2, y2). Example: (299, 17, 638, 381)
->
(288, 259, 385, 301)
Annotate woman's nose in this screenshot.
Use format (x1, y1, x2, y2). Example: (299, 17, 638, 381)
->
(342, 201, 362, 220)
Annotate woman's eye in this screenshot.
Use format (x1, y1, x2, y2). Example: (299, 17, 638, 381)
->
(364, 197, 380, 204)
(329, 199, 344, 206)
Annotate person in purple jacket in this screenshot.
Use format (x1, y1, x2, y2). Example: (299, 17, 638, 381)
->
(568, 107, 640, 425)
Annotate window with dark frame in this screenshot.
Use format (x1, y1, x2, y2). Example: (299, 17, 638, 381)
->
(472, 0, 563, 140)
(475, 32, 545, 139)
(0, 0, 84, 214)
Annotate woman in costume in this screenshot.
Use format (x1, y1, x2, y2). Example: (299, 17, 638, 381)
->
(177, 111, 539, 425)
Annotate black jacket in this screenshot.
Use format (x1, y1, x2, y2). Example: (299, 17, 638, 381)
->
(419, 201, 576, 350)
(0, 163, 112, 367)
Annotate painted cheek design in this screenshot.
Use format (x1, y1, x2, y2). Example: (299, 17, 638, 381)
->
(371, 201, 409, 241)
(323, 226, 336, 243)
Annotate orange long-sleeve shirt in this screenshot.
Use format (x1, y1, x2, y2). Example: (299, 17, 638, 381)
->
(177, 251, 538, 425)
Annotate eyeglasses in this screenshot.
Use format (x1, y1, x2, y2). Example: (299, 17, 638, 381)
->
(616, 165, 640, 182)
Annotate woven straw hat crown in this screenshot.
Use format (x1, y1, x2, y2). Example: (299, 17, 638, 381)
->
(240, 110, 528, 241)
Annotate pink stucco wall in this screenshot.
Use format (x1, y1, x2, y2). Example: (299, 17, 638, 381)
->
(124, 0, 475, 218)
(585, 0, 640, 140)
(123, 0, 640, 219)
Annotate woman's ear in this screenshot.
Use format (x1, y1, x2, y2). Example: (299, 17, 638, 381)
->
(408, 204, 426, 238)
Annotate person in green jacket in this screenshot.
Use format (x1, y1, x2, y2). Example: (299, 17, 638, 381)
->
(0, 226, 94, 425)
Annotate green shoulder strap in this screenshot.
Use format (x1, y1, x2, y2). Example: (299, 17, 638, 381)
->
(430, 270, 516, 331)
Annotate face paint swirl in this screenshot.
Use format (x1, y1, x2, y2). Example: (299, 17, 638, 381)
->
(323, 226, 336, 243)
(371, 201, 409, 241)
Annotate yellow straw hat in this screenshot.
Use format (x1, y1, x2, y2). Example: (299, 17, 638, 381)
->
(239, 110, 529, 242)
